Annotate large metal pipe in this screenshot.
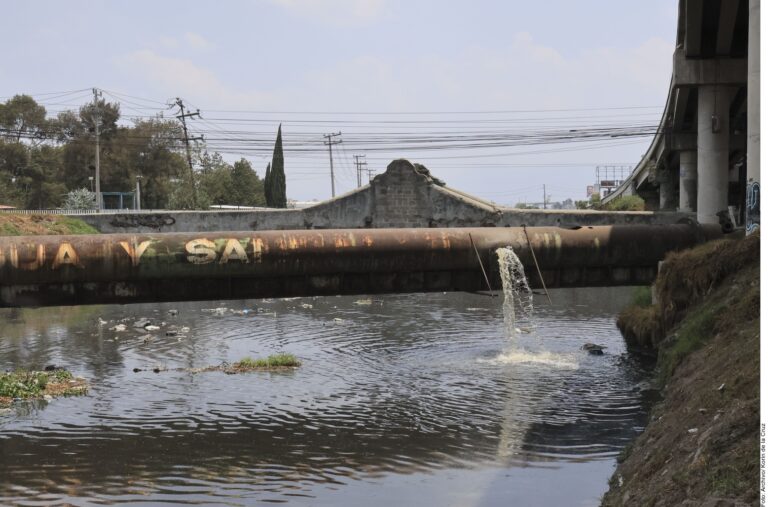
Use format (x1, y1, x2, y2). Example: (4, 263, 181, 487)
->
(0, 225, 722, 307)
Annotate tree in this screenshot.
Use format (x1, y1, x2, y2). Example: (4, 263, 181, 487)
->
(603, 195, 645, 211)
(22, 145, 66, 209)
(264, 162, 272, 206)
(0, 95, 48, 143)
(63, 188, 96, 210)
(268, 124, 286, 208)
(231, 158, 266, 206)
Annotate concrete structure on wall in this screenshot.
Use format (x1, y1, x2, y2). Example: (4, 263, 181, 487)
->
(602, 0, 759, 232)
(76, 160, 694, 234)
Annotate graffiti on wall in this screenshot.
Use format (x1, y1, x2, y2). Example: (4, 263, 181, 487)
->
(746, 180, 760, 235)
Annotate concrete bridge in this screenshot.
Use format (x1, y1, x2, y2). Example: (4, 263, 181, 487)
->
(603, 0, 760, 234)
(0, 224, 723, 307)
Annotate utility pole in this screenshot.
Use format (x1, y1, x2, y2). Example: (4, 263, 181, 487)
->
(135, 175, 142, 211)
(92, 88, 102, 210)
(323, 132, 342, 197)
(353, 154, 367, 187)
(542, 184, 547, 210)
(174, 98, 202, 208)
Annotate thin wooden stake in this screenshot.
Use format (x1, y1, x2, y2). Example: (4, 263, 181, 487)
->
(468, 232, 494, 296)
(522, 225, 552, 305)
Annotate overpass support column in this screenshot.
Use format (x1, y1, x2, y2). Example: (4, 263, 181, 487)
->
(679, 150, 697, 212)
(747, 0, 760, 234)
(659, 169, 677, 210)
(697, 85, 733, 224)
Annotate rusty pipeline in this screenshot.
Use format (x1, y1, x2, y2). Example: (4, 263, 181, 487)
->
(0, 224, 723, 307)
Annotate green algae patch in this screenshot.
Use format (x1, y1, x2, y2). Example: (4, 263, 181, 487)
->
(0, 369, 88, 406)
(234, 354, 300, 370)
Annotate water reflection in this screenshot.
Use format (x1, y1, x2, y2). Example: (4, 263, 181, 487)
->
(0, 289, 652, 506)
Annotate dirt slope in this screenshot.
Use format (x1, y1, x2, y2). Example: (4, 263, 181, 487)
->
(603, 233, 759, 506)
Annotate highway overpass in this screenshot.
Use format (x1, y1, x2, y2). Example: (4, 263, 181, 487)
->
(603, 0, 760, 234)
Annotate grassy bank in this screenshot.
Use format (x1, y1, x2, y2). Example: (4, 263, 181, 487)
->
(0, 214, 98, 236)
(603, 233, 759, 506)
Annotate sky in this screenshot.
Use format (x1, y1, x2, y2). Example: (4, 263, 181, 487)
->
(0, 0, 679, 205)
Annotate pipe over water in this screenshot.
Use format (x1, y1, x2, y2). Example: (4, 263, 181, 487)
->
(0, 224, 723, 307)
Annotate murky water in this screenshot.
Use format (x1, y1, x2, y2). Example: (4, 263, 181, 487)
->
(0, 289, 655, 506)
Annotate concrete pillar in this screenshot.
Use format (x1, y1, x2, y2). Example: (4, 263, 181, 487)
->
(747, 0, 760, 234)
(697, 85, 733, 224)
(659, 170, 676, 210)
(679, 150, 697, 212)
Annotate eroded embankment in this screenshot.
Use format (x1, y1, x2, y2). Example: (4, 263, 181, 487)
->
(602, 233, 759, 506)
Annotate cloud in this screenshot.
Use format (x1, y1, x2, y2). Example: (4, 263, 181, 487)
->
(115, 32, 675, 200)
(287, 32, 673, 112)
(117, 50, 275, 109)
(184, 32, 212, 50)
(158, 36, 179, 50)
(267, 0, 386, 24)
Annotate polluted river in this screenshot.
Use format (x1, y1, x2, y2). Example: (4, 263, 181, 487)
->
(0, 250, 656, 506)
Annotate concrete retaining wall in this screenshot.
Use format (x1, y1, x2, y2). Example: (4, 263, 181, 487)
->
(77, 159, 696, 233)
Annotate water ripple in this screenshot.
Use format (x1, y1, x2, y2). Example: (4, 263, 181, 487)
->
(0, 289, 652, 505)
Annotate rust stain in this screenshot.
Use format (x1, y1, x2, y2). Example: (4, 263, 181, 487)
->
(251, 238, 268, 262)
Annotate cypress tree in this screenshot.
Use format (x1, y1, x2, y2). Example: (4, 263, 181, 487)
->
(270, 124, 287, 208)
(264, 162, 272, 206)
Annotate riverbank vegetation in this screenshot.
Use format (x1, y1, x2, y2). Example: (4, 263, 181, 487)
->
(0, 214, 98, 235)
(603, 232, 759, 506)
(0, 369, 88, 406)
(575, 193, 646, 211)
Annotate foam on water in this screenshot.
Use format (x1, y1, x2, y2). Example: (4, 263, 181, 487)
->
(480, 349, 579, 370)
(489, 247, 581, 370)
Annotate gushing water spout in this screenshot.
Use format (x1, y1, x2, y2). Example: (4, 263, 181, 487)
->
(496, 247, 534, 338)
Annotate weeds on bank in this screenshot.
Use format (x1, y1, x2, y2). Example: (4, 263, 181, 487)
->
(657, 301, 724, 384)
(630, 286, 652, 308)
